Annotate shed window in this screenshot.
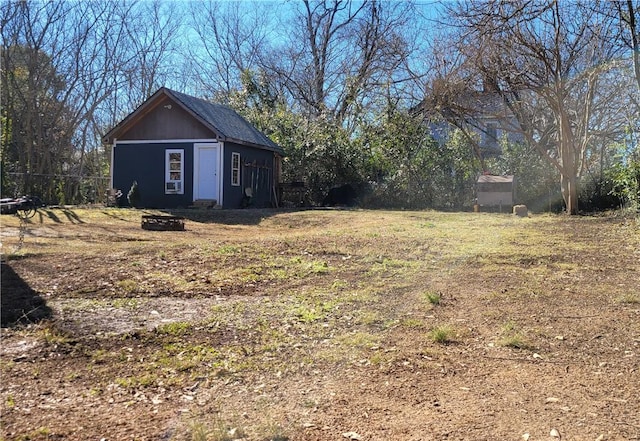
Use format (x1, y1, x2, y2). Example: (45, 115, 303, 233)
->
(165, 149, 184, 194)
(231, 152, 240, 186)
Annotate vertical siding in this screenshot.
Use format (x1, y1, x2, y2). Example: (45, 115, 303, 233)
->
(112, 142, 194, 208)
(222, 142, 276, 208)
(113, 140, 278, 209)
(120, 97, 216, 140)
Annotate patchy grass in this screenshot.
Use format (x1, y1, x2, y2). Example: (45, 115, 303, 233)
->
(116, 278, 139, 293)
(429, 325, 456, 344)
(156, 321, 193, 336)
(111, 298, 140, 309)
(177, 415, 248, 441)
(618, 293, 640, 304)
(1, 208, 639, 440)
(114, 372, 158, 389)
(423, 291, 442, 306)
(496, 319, 534, 350)
(38, 324, 74, 346)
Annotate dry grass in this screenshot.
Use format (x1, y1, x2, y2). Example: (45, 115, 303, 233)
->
(1, 208, 639, 440)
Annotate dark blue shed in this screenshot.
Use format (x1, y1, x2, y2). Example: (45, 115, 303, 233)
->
(103, 87, 284, 209)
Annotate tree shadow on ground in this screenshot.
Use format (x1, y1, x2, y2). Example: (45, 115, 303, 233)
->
(62, 208, 85, 224)
(162, 208, 304, 225)
(37, 208, 62, 223)
(1, 261, 52, 327)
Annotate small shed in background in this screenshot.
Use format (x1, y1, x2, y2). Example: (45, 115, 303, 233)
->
(476, 175, 515, 210)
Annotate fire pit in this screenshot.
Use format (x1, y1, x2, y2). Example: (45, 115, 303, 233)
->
(141, 215, 185, 231)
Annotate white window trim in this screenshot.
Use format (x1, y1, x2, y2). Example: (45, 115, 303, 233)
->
(165, 148, 184, 194)
(231, 152, 241, 186)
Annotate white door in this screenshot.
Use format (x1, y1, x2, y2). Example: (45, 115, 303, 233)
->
(194, 143, 220, 201)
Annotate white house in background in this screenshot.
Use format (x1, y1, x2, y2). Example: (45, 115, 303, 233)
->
(419, 81, 524, 159)
(450, 91, 523, 157)
(416, 81, 523, 209)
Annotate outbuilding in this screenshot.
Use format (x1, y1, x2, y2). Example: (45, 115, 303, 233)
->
(476, 174, 515, 210)
(103, 87, 283, 209)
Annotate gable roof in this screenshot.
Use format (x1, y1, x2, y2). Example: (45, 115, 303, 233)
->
(103, 87, 283, 154)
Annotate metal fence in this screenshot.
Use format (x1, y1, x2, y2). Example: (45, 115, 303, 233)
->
(5, 173, 112, 205)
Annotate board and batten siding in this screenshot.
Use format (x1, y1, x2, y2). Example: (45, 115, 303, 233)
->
(112, 141, 195, 208)
(118, 96, 215, 141)
(106, 88, 284, 209)
(222, 142, 277, 208)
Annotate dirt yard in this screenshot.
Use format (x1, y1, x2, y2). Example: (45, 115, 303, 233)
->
(1, 208, 639, 441)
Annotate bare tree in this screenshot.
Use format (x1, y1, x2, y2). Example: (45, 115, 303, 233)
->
(188, 0, 272, 100)
(186, 0, 417, 133)
(2, 0, 89, 200)
(441, 0, 629, 214)
(1, 0, 182, 202)
(261, 0, 416, 130)
(120, 0, 184, 107)
(416, 34, 496, 172)
(613, 1, 640, 95)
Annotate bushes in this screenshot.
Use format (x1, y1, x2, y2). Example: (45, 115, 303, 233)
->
(579, 155, 640, 213)
(359, 115, 480, 210)
(579, 174, 623, 212)
(234, 79, 637, 213)
(609, 158, 640, 212)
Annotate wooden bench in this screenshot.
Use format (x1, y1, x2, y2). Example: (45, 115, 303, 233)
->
(141, 215, 185, 231)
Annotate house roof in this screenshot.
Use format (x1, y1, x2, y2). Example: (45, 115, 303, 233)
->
(103, 87, 284, 154)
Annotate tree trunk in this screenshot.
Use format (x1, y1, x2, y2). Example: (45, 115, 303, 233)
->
(558, 95, 580, 215)
(561, 172, 579, 215)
